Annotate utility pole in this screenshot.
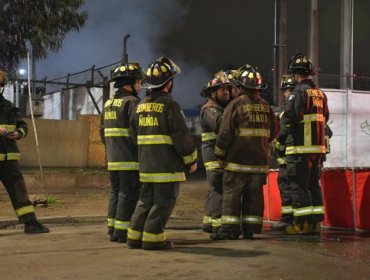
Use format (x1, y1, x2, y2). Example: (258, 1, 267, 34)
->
(340, 0, 353, 89)
(308, 0, 319, 85)
(274, 0, 288, 107)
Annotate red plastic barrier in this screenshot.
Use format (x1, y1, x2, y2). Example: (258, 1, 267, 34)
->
(321, 170, 355, 229)
(355, 171, 370, 230)
(263, 172, 282, 221)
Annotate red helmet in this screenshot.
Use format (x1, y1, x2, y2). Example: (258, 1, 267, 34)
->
(141, 57, 181, 89)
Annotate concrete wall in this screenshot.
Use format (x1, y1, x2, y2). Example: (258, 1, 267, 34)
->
(18, 118, 97, 167)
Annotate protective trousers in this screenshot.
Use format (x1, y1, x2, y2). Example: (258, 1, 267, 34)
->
(221, 172, 266, 235)
(277, 165, 293, 224)
(127, 182, 179, 249)
(202, 170, 223, 231)
(286, 154, 324, 224)
(0, 161, 36, 223)
(108, 170, 140, 232)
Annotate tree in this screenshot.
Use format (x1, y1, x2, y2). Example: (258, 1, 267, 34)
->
(0, 0, 87, 76)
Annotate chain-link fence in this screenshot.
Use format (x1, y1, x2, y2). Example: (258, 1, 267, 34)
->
(3, 67, 370, 169)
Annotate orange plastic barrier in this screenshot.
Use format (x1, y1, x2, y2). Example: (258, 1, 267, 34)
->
(264, 169, 370, 231)
(354, 171, 370, 230)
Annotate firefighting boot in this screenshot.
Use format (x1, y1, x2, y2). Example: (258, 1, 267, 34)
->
(107, 226, 114, 236)
(201, 224, 213, 233)
(271, 221, 291, 231)
(210, 227, 239, 240)
(309, 222, 321, 234)
(110, 230, 127, 243)
(24, 220, 50, 234)
(285, 221, 311, 235)
(143, 240, 175, 250)
(242, 232, 254, 240)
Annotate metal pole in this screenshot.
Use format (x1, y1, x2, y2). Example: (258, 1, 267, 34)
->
(274, 0, 288, 107)
(308, 0, 319, 85)
(122, 34, 130, 64)
(340, 0, 354, 89)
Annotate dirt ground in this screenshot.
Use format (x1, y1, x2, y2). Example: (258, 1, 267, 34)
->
(0, 170, 207, 224)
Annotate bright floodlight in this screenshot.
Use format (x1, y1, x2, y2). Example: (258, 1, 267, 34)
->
(18, 69, 26, 75)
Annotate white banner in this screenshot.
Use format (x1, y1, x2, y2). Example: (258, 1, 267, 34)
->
(325, 89, 370, 168)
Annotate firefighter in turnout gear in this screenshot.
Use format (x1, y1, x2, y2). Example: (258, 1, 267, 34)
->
(200, 71, 230, 234)
(0, 69, 49, 234)
(282, 53, 329, 235)
(100, 62, 144, 243)
(271, 74, 297, 231)
(214, 65, 278, 240)
(127, 57, 197, 250)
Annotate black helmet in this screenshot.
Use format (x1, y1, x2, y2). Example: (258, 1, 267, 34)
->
(280, 74, 296, 90)
(200, 71, 230, 97)
(141, 57, 181, 89)
(235, 64, 267, 90)
(287, 53, 315, 75)
(0, 69, 8, 86)
(110, 63, 145, 88)
(225, 69, 238, 85)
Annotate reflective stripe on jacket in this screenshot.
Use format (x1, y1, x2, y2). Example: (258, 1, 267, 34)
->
(0, 95, 27, 161)
(215, 93, 277, 174)
(100, 89, 140, 171)
(282, 80, 329, 155)
(130, 90, 197, 183)
(200, 98, 225, 171)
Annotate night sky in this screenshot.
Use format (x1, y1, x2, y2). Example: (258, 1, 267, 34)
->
(32, 0, 370, 108)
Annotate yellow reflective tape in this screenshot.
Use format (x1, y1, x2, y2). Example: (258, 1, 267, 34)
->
(242, 215, 263, 224)
(142, 231, 166, 242)
(107, 161, 139, 171)
(139, 172, 186, 183)
(300, 114, 325, 123)
(114, 220, 129, 230)
(275, 141, 285, 151)
(286, 145, 326, 154)
(293, 206, 313, 217)
(237, 128, 270, 138)
(212, 218, 222, 228)
(18, 128, 26, 137)
(0, 154, 6, 161)
(277, 157, 286, 165)
(183, 150, 197, 165)
(221, 215, 240, 225)
(203, 216, 212, 225)
(201, 132, 217, 141)
(204, 161, 221, 170)
(0, 124, 16, 131)
(6, 153, 21, 161)
(312, 206, 324, 214)
(15, 205, 34, 217)
(214, 146, 226, 157)
(225, 162, 269, 173)
(281, 206, 293, 214)
(107, 218, 115, 227)
(304, 121, 312, 147)
(128, 228, 142, 241)
(104, 128, 129, 137)
(137, 134, 173, 145)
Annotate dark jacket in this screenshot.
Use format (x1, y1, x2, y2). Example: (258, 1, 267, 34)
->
(282, 79, 329, 155)
(200, 98, 225, 171)
(215, 92, 277, 173)
(0, 95, 27, 161)
(130, 90, 197, 182)
(100, 89, 140, 171)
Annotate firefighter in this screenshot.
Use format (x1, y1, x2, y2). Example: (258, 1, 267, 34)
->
(100, 62, 144, 243)
(0, 69, 49, 234)
(127, 57, 197, 250)
(225, 69, 240, 101)
(200, 71, 230, 234)
(214, 65, 278, 240)
(282, 53, 329, 235)
(271, 74, 297, 231)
